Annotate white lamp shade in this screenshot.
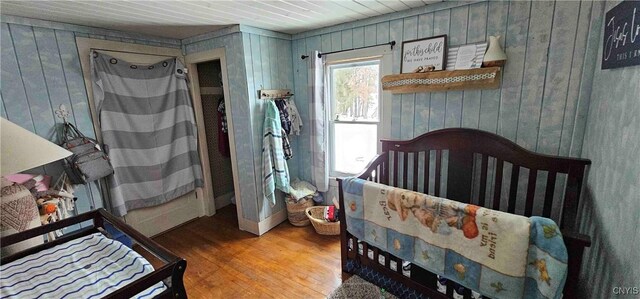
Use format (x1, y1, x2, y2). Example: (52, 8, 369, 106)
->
(1, 118, 72, 176)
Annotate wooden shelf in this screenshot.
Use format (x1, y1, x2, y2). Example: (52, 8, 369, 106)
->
(381, 67, 501, 94)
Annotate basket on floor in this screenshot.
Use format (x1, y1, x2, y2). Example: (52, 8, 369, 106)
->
(305, 206, 340, 235)
(286, 195, 315, 226)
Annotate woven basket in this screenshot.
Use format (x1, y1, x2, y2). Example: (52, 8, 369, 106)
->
(305, 206, 340, 235)
(286, 195, 314, 226)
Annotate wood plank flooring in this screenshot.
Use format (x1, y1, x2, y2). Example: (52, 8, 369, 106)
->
(138, 205, 342, 298)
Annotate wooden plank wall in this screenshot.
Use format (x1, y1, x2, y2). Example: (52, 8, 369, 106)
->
(184, 28, 295, 222)
(241, 33, 295, 221)
(291, 0, 597, 184)
(577, 1, 640, 297)
(0, 17, 180, 220)
(183, 32, 263, 222)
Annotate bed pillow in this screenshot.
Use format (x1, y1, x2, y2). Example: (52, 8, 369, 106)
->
(0, 178, 43, 257)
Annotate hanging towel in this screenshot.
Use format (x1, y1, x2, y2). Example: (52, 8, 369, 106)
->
(286, 98, 303, 136)
(262, 101, 290, 207)
(91, 51, 204, 216)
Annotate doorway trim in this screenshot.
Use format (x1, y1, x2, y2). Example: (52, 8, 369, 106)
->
(184, 48, 248, 232)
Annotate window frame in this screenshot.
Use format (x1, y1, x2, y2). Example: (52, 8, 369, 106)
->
(325, 45, 393, 177)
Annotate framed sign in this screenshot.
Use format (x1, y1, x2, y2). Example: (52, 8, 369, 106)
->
(401, 35, 447, 73)
(602, 0, 640, 69)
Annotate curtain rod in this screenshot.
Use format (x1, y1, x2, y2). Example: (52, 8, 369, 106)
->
(300, 41, 396, 59)
(91, 48, 176, 58)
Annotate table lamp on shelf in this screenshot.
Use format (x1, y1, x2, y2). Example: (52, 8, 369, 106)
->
(1, 117, 72, 256)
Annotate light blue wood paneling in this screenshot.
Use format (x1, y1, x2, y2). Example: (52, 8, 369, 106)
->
(291, 0, 599, 205)
(1, 17, 183, 217)
(579, 2, 640, 297)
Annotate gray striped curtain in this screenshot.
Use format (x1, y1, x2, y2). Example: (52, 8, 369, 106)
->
(308, 51, 329, 192)
(91, 51, 203, 216)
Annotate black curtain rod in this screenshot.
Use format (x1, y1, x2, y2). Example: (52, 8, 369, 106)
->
(300, 41, 396, 59)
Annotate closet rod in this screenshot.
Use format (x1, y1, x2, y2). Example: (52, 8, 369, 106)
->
(300, 41, 396, 59)
(91, 48, 176, 58)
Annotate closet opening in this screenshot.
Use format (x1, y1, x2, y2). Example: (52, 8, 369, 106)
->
(194, 59, 238, 224)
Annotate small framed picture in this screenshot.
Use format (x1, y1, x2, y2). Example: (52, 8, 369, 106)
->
(401, 35, 447, 73)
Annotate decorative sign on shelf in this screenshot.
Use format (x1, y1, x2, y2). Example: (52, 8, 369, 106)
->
(401, 35, 447, 73)
(447, 42, 487, 70)
(602, 0, 640, 69)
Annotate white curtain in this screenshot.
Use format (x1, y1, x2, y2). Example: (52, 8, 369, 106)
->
(308, 51, 329, 192)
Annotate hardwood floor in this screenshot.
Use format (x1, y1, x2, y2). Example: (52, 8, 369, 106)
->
(138, 204, 342, 298)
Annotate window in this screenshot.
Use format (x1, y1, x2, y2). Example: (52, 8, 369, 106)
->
(326, 48, 391, 177)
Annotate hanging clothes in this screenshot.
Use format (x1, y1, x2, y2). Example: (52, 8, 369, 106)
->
(217, 99, 228, 133)
(275, 99, 293, 160)
(262, 101, 290, 207)
(91, 51, 203, 216)
(286, 98, 302, 136)
(217, 98, 230, 157)
(275, 99, 291, 135)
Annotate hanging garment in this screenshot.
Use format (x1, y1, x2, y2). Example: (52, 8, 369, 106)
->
(262, 101, 290, 207)
(217, 99, 228, 133)
(286, 98, 302, 136)
(275, 99, 291, 135)
(308, 50, 329, 192)
(91, 51, 204, 216)
(275, 99, 293, 160)
(217, 98, 230, 157)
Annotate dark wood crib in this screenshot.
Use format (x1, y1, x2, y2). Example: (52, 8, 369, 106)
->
(337, 128, 591, 299)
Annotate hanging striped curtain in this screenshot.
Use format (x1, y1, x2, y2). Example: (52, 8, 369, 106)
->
(308, 51, 329, 192)
(91, 51, 203, 216)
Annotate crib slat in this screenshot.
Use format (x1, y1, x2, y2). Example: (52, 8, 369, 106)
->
(478, 154, 488, 206)
(403, 152, 408, 189)
(434, 150, 442, 197)
(542, 171, 557, 217)
(393, 151, 398, 188)
(413, 152, 419, 191)
(525, 169, 537, 216)
(493, 159, 504, 210)
(423, 151, 430, 194)
(508, 165, 520, 213)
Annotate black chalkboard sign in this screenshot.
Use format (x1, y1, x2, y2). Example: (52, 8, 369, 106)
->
(602, 0, 640, 69)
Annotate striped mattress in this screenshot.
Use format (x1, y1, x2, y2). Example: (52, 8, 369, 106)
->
(0, 233, 166, 299)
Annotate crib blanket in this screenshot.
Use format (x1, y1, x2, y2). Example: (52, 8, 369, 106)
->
(0, 233, 165, 299)
(342, 178, 568, 299)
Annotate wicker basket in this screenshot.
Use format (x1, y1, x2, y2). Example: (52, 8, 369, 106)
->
(285, 195, 314, 226)
(305, 206, 340, 235)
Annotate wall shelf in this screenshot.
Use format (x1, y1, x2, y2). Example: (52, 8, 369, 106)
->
(381, 67, 501, 94)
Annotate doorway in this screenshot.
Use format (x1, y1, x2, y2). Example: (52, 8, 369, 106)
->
(184, 48, 248, 232)
(196, 60, 236, 211)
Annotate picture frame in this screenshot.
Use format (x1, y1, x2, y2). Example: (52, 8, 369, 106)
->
(401, 35, 447, 73)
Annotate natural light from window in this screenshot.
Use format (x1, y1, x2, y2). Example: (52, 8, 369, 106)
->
(329, 60, 380, 176)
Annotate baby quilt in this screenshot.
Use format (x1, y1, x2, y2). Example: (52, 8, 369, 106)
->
(342, 177, 568, 299)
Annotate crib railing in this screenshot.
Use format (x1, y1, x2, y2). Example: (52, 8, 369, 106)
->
(343, 128, 592, 299)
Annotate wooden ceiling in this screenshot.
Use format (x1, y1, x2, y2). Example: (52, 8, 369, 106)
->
(0, 0, 442, 39)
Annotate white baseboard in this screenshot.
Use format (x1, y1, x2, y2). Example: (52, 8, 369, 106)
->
(239, 208, 287, 236)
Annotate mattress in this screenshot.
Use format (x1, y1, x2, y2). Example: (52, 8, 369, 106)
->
(0, 233, 166, 299)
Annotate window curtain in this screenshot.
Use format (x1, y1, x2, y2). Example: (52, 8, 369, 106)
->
(308, 51, 329, 192)
(91, 51, 203, 216)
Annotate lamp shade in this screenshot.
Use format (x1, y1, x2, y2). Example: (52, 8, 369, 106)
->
(1, 118, 72, 176)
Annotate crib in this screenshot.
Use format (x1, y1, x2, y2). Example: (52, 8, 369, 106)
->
(337, 128, 591, 299)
